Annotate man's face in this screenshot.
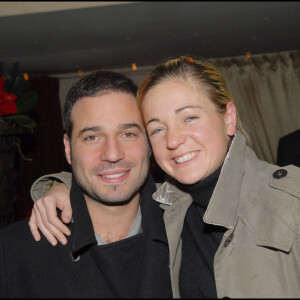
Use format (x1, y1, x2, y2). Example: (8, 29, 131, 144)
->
(64, 91, 150, 206)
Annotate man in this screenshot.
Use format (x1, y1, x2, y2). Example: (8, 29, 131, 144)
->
(277, 129, 300, 167)
(0, 71, 172, 298)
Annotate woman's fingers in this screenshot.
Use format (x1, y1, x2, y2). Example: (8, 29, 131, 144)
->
(30, 203, 58, 246)
(28, 183, 73, 245)
(34, 197, 69, 245)
(28, 209, 41, 242)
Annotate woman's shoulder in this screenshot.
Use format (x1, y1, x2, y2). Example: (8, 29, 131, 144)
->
(267, 164, 300, 199)
(240, 164, 300, 252)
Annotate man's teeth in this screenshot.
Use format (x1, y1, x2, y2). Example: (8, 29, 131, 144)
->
(175, 152, 197, 163)
(103, 172, 127, 178)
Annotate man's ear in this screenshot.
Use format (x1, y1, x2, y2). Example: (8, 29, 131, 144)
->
(225, 101, 237, 136)
(63, 134, 72, 165)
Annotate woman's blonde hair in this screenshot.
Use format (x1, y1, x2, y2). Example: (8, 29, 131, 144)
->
(137, 56, 249, 142)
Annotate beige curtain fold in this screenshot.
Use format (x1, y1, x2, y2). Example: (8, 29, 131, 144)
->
(209, 50, 300, 164)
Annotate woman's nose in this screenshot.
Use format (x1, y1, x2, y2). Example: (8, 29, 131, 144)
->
(166, 128, 186, 150)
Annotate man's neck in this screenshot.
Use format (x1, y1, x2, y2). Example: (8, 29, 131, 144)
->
(85, 194, 140, 244)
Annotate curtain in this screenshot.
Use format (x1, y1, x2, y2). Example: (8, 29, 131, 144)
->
(209, 50, 300, 164)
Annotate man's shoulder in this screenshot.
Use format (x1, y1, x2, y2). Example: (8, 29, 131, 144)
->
(0, 218, 70, 253)
(0, 219, 41, 263)
(279, 129, 300, 144)
(0, 219, 32, 241)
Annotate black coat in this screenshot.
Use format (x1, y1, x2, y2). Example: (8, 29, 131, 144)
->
(0, 175, 172, 298)
(277, 129, 300, 167)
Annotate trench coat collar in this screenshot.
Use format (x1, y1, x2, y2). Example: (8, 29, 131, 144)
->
(153, 131, 246, 229)
(70, 174, 168, 254)
(203, 131, 245, 228)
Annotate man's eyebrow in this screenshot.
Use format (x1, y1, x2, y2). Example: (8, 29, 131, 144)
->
(146, 105, 203, 127)
(119, 123, 143, 131)
(78, 126, 102, 136)
(78, 124, 142, 135)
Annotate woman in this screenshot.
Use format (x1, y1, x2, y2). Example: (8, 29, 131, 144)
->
(29, 56, 300, 298)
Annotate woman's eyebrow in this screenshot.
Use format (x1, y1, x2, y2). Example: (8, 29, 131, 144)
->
(145, 118, 160, 127)
(175, 105, 203, 114)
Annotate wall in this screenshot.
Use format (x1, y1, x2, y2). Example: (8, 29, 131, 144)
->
(52, 66, 153, 119)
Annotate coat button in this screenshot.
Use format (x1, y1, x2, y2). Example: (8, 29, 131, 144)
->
(224, 233, 234, 247)
(70, 252, 80, 262)
(273, 169, 287, 179)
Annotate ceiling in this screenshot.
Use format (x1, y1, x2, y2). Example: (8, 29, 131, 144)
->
(0, 1, 299, 76)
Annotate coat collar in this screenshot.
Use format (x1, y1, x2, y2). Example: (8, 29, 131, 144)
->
(70, 174, 168, 254)
(70, 175, 97, 254)
(203, 131, 246, 228)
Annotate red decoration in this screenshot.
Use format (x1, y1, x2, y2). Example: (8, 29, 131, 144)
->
(0, 76, 18, 116)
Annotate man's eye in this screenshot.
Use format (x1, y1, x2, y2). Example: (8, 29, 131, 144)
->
(122, 132, 136, 138)
(85, 135, 98, 141)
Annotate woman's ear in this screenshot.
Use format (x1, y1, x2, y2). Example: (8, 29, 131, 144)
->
(225, 101, 237, 136)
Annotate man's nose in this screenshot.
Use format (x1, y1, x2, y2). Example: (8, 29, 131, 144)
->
(100, 137, 125, 162)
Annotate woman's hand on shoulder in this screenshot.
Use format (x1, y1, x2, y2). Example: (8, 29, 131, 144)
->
(28, 183, 73, 246)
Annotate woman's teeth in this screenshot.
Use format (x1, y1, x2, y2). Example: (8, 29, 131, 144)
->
(175, 152, 197, 163)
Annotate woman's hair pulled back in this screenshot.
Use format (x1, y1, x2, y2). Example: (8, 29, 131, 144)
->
(137, 56, 248, 141)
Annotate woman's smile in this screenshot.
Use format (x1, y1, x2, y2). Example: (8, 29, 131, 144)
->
(172, 151, 200, 165)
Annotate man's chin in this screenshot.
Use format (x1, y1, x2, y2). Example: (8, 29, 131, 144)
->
(81, 185, 139, 207)
(95, 197, 133, 207)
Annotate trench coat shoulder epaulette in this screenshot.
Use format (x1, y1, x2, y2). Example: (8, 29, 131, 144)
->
(268, 164, 300, 199)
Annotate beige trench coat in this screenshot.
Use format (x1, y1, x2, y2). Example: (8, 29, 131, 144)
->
(153, 130, 300, 298)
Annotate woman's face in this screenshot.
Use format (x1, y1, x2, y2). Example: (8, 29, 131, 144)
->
(141, 79, 236, 184)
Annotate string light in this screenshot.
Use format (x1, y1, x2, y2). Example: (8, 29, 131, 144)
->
(246, 52, 251, 60)
(23, 73, 29, 81)
(131, 63, 137, 71)
(188, 57, 194, 63)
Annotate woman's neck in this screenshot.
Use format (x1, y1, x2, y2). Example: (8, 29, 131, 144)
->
(175, 164, 223, 208)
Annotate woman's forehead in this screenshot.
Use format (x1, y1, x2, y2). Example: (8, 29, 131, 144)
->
(142, 79, 209, 109)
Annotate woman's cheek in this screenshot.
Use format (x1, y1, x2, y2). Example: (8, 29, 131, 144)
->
(151, 143, 164, 162)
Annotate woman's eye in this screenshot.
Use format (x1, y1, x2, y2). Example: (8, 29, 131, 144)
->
(185, 116, 198, 122)
(150, 128, 162, 136)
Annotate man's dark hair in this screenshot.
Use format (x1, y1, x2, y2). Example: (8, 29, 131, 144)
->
(63, 71, 138, 138)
